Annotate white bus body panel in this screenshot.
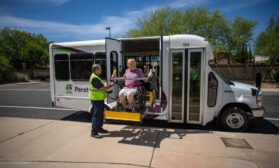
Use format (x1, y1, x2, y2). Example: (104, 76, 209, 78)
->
(151, 37, 170, 121)
(50, 35, 258, 126)
(49, 44, 55, 104)
(50, 42, 105, 112)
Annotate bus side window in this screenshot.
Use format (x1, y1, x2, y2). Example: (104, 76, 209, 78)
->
(70, 53, 93, 81)
(95, 52, 107, 80)
(208, 72, 218, 107)
(54, 54, 69, 81)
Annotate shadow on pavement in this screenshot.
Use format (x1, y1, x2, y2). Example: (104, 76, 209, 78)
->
(102, 126, 210, 148)
(0, 108, 277, 135)
(61, 111, 279, 135)
(61, 111, 91, 123)
(246, 118, 279, 134)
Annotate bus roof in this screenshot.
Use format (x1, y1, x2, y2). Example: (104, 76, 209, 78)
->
(51, 34, 208, 48)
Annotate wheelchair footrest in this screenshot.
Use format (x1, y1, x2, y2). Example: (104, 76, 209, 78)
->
(104, 111, 141, 122)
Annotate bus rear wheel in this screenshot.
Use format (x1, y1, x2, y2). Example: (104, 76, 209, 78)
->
(220, 107, 250, 132)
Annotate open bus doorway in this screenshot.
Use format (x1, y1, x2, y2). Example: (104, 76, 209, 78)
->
(121, 38, 160, 100)
(104, 37, 161, 121)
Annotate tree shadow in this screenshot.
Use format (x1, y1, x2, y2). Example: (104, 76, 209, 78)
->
(60, 111, 279, 135)
(102, 125, 210, 148)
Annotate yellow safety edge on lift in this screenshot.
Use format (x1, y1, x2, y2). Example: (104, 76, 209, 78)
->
(104, 111, 141, 122)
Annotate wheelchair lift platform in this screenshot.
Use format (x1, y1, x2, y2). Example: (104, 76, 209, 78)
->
(104, 107, 147, 122)
(105, 76, 155, 122)
(104, 111, 141, 122)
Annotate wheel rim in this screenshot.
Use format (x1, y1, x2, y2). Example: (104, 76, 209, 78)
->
(226, 112, 244, 129)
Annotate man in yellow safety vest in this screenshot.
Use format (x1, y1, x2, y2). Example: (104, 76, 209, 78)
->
(89, 64, 115, 138)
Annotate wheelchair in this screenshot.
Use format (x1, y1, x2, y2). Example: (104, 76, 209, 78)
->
(115, 80, 147, 113)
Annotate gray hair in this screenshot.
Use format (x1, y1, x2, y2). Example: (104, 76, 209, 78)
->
(128, 58, 136, 66)
(92, 64, 101, 72)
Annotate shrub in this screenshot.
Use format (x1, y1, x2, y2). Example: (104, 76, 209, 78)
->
(0, 72, 29, 84)
(39, 76, 46, 81)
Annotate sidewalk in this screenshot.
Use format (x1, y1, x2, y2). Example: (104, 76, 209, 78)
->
(237, 81, 279, 89)
(0, 117, 278, 168)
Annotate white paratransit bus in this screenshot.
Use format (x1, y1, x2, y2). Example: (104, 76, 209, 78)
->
(49, 34, 264, 131)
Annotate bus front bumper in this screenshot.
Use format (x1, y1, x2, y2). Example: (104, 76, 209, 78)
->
(252, 107, 264, 118)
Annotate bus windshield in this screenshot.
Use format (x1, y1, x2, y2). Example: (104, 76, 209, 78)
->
(212, 69, 234, 85)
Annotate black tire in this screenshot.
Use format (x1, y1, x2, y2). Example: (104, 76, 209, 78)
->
(220, 107, 250, 132)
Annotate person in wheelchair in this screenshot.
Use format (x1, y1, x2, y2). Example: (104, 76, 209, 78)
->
(118, 58, 152, 112)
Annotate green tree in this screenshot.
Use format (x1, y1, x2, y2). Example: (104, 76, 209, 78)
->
(181, 8, 231, 63)
(255, 15, 279, 80)
(231, 16, 257, 63)
(0, 27, 50, 70)
(23, 42, 48, 69)
(127, 6, 183, 37)
(126, 7, 252, 63)
(0, 55, 11, 72)
(0, 55, 12, 82)
(248, 47, 254, 63)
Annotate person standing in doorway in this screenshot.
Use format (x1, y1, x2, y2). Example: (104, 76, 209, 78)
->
(89, 64, 115, 138)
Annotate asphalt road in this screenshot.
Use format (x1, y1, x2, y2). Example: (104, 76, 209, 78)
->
(0, 82, 278, 134)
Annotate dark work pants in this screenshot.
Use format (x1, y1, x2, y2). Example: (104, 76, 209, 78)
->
(91, 100, 104, 133)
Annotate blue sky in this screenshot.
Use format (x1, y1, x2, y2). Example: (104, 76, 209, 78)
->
(0, 0, 278, 42)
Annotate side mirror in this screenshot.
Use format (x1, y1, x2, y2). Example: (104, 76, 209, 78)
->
(256, 72, 262, 90)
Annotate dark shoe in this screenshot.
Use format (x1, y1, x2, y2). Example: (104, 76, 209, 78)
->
(99, 128, 109, 134)
(117, 105, 124, 111)
(91, 132, 102, 138)
(125, 108, 132, 112)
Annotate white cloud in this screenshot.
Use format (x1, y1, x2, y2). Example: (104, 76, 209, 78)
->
(126, 7, 158, 16)
(221, 0, 269, 12)
(0, 15, 134, 41)
(0, 0, 209, 41)
(22, 0, 72, 6)
(126, 0, 208, 16)
(169, 0, 208, 8)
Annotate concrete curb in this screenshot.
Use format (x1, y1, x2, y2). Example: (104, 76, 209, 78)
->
(261, 88, 279, 92)
(0, 81, 47, 86)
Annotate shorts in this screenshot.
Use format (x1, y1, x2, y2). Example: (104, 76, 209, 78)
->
(119, 87, 138, 97)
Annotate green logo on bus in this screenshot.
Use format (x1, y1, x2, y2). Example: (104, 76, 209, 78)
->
(66, 84, 73, 94)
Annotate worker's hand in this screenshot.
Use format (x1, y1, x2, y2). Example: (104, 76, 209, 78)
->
(148, 71, 153, 78)
(107, 90, 113, 94)
(111, 82, 116, 86)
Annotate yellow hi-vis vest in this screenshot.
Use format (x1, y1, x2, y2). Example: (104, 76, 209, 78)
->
(89, 73, 107, 101)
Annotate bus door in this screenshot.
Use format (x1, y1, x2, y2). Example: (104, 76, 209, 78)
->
(105, 38, 123, 103)
(170, 49, 204, 124)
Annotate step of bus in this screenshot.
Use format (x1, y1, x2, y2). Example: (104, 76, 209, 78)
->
(104, 111, 141, 122)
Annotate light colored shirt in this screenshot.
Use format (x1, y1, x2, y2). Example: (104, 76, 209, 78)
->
(123, 68, 145, 85)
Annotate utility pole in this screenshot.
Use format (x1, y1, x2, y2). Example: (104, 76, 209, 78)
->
(105, 27, 111, 38)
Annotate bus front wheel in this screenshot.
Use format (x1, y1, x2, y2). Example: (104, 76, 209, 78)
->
(220, 107, 250, 132)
